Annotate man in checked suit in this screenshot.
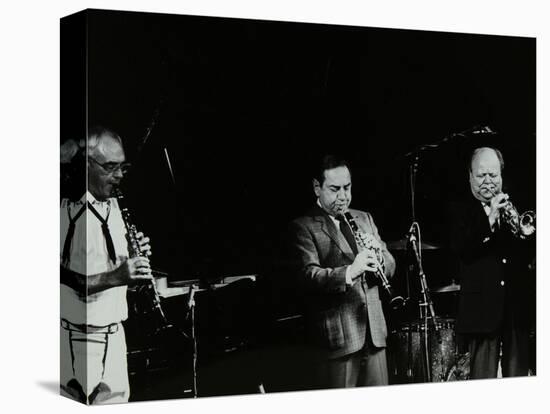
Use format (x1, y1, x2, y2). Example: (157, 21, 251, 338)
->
(289, 155, 396, 388)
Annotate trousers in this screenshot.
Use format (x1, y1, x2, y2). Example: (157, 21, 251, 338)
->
(313, 346, 389, 388)
(60, 321, 129, 404)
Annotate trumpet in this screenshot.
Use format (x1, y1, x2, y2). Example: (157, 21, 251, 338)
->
(344, 212, 405, 309)
(488, 190, 535, 239)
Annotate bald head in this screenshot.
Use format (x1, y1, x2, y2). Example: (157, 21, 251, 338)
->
(469, 147, 503, 202)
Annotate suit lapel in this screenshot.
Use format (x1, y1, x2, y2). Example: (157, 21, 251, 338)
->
(311, 205, 356, 262)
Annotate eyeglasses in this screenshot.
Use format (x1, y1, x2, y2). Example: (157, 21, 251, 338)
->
(89, 156, 131, 174)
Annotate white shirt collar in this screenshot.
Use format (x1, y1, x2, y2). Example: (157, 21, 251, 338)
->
(85, 191, 111, 206)
(317, 198, 341, 225)
(481, 201, 490, 216)
(61, 192, 111, 208)
(86, 191, 97, 204)
(316, 198, 323, 210)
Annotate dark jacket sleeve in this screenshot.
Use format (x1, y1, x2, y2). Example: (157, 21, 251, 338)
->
(449, 200, 499, 266)
(288, 220, 348, 294)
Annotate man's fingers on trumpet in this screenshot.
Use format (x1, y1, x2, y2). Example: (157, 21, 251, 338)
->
(480, 192, 507, 230)
(488, 192, 509, 217)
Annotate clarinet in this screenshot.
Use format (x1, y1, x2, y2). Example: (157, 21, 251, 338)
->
(114, 188, 171, 333)
(344, 212, 405, 310)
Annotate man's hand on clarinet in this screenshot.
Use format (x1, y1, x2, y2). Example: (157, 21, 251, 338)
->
(115, 256, 153, 285)
(349, 249, 379, 280)
(136, 232, 152, 256)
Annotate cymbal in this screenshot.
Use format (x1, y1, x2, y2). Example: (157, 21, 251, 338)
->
(433, 282, 461, 293)
(387, 238, 441, 251)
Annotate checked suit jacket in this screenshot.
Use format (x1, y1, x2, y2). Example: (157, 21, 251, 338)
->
(289, 205, 396, 360)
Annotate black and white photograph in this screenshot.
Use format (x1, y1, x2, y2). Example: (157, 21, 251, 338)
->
(59, 7, 536, 404)
(2, 1, 548, 413)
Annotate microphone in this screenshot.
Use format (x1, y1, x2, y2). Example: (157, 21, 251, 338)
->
(407, 222, 418, 245)
(408, 222, 416, 237)
(407, 223, 422, 268)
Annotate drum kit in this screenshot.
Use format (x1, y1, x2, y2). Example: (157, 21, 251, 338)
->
(386, 234, 469, 384)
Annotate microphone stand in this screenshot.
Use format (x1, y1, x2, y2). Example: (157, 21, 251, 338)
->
(162, 140, 200, 397)
(408, 224, 438, 382)
(404, 143, 439, 383)
(135, 91, 203, 396)
(157, 133, 200, 397)
(186, 285, 198, 398)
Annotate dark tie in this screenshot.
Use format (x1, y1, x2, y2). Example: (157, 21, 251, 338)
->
(62, 204, 87, 266)
(335, 214, 358, 255)
(87, 201, 117, 265)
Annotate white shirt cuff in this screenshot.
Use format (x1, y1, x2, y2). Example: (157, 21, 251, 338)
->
(345, 266, 353, 286)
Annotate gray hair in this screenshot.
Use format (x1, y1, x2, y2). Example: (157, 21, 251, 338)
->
(86, 126, 123, 158)
(60, 139, 80, 164)
(60, 126, 123, 163)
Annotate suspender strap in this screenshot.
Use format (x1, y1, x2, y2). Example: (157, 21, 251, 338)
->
(62, 204, 86, 266)
(101, 333, 109, 379)
(68, 329, 76, 376)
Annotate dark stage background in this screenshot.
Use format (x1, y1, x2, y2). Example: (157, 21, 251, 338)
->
(81, 10, 535, 290)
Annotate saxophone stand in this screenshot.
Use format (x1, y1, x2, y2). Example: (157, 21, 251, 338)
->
(408, 222, 438, 382)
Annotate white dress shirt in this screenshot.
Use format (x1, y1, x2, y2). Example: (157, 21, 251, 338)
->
(60, 192, 129, 325)
(482, 202, 499, 232)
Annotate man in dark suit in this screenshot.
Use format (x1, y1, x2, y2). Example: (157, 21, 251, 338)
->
(451, 147, 534, 379)
(288, 155, 396, 388)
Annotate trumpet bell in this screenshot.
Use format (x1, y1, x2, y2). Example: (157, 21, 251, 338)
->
(519, 211, 536, 238)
